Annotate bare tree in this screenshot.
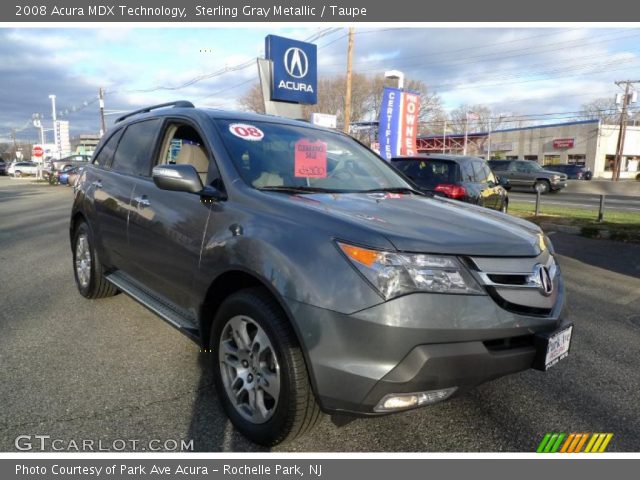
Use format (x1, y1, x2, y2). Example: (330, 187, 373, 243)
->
(448, 104, 508, 134)
(579, 97, 619, 124)
(238, 82, 266, 114)
(237, 73, 444, 138)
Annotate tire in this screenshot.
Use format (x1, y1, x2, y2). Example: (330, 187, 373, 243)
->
(72, 222, 118, 299)
(14, 170, 21, 178)
(533, 180, 550, 194)
(211, 287, 322, 446)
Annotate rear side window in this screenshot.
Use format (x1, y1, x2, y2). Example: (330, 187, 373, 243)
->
(472, 162, 493, 183)
(460, 161, 477, 182)
(112, 119, 162, 176)
(93, 129, 123, 167)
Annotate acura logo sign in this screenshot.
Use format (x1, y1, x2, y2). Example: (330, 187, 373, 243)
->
(284, 47, 309, 78)
(531, 264, 554, 296)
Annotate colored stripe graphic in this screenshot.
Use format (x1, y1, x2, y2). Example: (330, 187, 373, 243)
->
(538, 433, 613, 453)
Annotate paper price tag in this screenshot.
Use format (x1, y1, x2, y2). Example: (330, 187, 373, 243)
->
(294, 139, 327, 178)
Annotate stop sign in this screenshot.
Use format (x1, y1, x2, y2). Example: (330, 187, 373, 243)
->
(33, 146, 44, 157)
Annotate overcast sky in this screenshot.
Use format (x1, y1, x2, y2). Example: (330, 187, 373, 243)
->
(1, 26, 639, 143)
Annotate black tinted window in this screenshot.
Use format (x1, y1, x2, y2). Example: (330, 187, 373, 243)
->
(112, 119, 162, 176)
(94, 129, 123, 167)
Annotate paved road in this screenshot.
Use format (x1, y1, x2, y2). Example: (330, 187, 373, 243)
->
(1, 177, 639, 452)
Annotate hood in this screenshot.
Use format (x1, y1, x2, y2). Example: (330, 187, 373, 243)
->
(281, 192, 544, 257)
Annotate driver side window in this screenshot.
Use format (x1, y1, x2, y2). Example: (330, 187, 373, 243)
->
(157, 123, 210, 185)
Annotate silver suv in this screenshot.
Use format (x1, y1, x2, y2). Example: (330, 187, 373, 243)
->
(489, 160, 568, 193)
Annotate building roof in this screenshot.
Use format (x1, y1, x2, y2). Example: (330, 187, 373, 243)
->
(418, 119, 601, 140)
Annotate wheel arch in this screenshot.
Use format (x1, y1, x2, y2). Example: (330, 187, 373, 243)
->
(198, 268, 323, 407)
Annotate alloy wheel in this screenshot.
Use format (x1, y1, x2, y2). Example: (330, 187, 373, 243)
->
(75, 234, 92, 289)
(219, 315, 280, 424)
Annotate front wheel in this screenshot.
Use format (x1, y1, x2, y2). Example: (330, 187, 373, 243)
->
(211, 288, 322, 446)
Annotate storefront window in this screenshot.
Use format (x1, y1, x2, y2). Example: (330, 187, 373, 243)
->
(544, 155, 561, 165)
(568, 154, 586, 165)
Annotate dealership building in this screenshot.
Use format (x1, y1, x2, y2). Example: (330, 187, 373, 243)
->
(416, 119, 640, 179)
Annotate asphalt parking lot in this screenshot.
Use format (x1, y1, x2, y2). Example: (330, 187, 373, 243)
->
(1, 176, 639, 452)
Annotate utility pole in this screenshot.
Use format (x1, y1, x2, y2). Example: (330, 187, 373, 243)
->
(49, 94, 58, 159)
(343, 27, 355, 135)
(612, 80, 639, 181)
(11, 128, 17, 159)
(99, 87, 107, 136)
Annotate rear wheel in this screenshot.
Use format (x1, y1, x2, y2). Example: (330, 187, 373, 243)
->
(72, 222, 118, 299)
(211, 288, 322, 446)
(534, 180, 550, 194)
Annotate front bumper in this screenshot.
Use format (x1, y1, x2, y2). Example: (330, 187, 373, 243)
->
(284, 278, 566, 415)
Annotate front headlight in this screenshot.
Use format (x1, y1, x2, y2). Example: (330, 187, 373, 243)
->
(337, 242, 484, 300)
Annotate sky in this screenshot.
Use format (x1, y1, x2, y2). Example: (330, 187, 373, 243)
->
(1, 26, 639, 143)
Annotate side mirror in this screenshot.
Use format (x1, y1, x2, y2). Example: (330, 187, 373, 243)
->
(152, 164, 203, 193)
(152, 164, 226, 201)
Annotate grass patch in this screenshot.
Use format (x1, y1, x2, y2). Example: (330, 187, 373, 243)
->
(509, 201, 640, 243)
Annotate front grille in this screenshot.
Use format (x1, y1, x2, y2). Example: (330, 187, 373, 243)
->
(466, 252, 558, 316)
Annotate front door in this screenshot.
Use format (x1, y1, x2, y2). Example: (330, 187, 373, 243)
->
(126, 121, 214, 309)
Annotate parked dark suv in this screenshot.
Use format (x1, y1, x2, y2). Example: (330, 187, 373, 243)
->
(391, 155, 509, 212)
(543, 163, 593, 180)
(488, 159, 568, 193)
(71, 102, 571, 445)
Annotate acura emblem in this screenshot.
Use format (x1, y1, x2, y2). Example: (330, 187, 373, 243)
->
(531, 264, 553, 296)
(284, 47, 309, 79)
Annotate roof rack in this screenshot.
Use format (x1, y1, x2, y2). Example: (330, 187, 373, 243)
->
(115, 101, 195, 124)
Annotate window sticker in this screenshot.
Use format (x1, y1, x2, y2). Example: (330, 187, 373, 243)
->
(294, 139, 327, 178)
(229, 123, 264, 141)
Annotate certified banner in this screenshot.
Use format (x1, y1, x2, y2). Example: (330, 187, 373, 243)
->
(378, 87, 421, 160)
(378, 87, 402, 160)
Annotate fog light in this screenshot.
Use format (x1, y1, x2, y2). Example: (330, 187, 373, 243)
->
(374, 387, 457, 412)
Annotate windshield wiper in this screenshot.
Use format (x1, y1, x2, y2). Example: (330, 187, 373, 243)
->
(359, 187, 431, 197)
(256, 185, 342, 194)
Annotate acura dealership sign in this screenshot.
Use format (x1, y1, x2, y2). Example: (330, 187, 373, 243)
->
(266, 34, 317, 104)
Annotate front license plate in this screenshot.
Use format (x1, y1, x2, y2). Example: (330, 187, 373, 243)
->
(532, 324, 573, 371)
(544, 326, 572, 370)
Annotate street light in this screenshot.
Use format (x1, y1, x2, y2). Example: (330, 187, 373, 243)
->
(384, 70, 405, 90)
(49, 94, 58, 159)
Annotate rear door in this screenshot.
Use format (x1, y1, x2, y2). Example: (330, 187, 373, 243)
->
(84, 128, 130, 268)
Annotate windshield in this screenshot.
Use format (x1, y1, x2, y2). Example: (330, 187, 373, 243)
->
(214, 119, 413, 193)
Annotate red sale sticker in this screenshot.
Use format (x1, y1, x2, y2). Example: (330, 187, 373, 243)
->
(229, 123, 264, 141)
(294, 139, 327, 178)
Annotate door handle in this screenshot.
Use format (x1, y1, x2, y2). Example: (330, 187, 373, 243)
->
(91, 180, 103, 189)
(134, 195, 151, 208)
